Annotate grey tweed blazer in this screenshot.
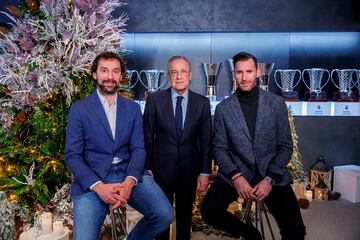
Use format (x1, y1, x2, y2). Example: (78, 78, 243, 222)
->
(213, 89, 293, 187)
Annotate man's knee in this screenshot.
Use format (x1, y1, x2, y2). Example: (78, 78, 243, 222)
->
(200, 199, 217, 223)
(281, 221, 306, 240)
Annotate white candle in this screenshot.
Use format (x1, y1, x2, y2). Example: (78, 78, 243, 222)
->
(52, 221, 64, 237)
(40, 212, 52, 235)
(305, 190, 313, 202)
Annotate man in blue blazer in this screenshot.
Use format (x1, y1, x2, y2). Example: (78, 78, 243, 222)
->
(144, 56, 212, 240)
(201, 52, 306, 240)
(65, 51, 173, 240)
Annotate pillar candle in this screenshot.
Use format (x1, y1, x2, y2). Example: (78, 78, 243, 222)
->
(40, 212, 52, 235)
(305, 190, 313, 202)
(52, 221, 64, 237)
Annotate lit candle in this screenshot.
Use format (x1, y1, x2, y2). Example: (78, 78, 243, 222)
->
(305, 190, 313, 202)
(40, 212, 52, 235)
(317, 190, 323, 200)
(52, 221, 64, 237)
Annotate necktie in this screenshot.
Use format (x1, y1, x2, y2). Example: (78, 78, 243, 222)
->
(175, 96, 183, 139)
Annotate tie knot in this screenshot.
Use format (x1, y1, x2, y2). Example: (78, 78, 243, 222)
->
(177, 96, 183, 103)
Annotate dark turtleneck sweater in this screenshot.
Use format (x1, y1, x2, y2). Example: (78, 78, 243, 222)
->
(236, 86, 259, 140)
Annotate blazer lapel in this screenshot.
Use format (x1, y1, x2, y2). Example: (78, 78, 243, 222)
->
(160, 89, 178, 141)
(181, 90, 196, 141)
(91, 92, 113, 140)
(113, 94, 126, 151)
(254, 90, 265, 143)
(226, 94, 252, 141)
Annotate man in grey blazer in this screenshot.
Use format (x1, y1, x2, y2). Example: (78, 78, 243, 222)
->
(201, 52, 306, 240)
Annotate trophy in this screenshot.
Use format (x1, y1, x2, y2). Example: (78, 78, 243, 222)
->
(118, 70, 140, 99)
(257, 63, 275, 91)
(201, 62, 222, 100)
(331, 69, 356, 101)
(302, 68, 330, 101)
(126, 70, 140, 88)
(356, 70, 360, 100)
(226, 59, 237, 94)
(274, 69, 301, 100)
(139, 70, 167, 99)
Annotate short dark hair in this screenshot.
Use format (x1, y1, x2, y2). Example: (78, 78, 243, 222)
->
(167, 55, 192, 72)
(232, 52, 258, 68)
(90, 51, 126, 76)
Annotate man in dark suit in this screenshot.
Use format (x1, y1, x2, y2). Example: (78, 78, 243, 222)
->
(65, 51, 173, 240)
(144, 56, 212, 240)
(201, 52, 306, 240)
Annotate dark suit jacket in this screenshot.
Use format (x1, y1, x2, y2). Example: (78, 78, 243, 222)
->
(143, 88, 212, 186)
(64, 91, 146, 196)
(213, 89, 293, 187)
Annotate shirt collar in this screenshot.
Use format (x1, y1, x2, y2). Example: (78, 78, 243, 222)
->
(171, 88, 189, 101)
(96, 89, 117, 107)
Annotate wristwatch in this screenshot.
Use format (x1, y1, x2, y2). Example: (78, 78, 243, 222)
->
(264, 176, 275, 186)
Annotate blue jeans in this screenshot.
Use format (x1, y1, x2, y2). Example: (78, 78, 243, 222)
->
(72, 163, 174, 240)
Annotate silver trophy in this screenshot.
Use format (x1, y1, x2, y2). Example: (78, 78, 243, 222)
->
(302, 68, 330, 101)
(257, 63, 275, 91)
(125, 70, 140, 89)
(139, 70, 167, 99)
(227, 59, 237, 94)
(274, 69, 301, 100)
(356, 70, 360, 100)
(201, 62, 222, 100)
(331, 69, 356, 101)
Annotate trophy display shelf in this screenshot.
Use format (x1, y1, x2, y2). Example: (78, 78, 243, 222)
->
(283, 97, 300, 102)
(333, 91, 357, 102)
(304, 91, 328, 102)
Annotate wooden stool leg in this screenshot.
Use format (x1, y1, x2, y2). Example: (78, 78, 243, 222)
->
(260, 201, 275, 240)
(110, 207, 128, 239)
(256, 201, 265, 239)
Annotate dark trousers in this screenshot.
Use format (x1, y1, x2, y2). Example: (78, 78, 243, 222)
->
(155, 176, 196, 240)
(201, 178, 306, 240)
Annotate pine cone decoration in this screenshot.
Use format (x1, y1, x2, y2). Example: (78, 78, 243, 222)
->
(24, 0, 40, 13)
(0, 192, 16, 240)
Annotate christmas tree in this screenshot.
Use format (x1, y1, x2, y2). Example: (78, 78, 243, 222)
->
(0, 0, 129, 233)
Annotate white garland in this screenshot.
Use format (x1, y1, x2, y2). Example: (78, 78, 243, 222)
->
(0, 0, 128, 127)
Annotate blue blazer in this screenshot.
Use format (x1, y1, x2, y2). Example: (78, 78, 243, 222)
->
(213, 89, 293, 187)
(64, 91, 146, 196)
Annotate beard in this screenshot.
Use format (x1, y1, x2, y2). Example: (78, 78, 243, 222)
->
(97, 80, 119, 95)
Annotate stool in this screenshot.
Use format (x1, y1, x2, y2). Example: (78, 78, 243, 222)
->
(241, 200, 275, 240)
(110, 207, 128, 239)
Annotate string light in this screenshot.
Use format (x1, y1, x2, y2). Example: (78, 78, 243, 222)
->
(49, 160, 57, 171)
(6, 164, 14, 172)
(8, 192, 17, 202)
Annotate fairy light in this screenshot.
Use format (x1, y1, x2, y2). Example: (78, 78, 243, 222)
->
(8, 192, 17, 202)
(6, 164, 14, 172)
(49, 160, 57, 171)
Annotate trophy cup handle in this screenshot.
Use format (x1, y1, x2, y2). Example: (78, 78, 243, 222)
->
(139, 70, 149, 89)
(201, 63, 209, 80)
(158, 70, 168, 89)
(350, 69, 357, 89)
(293, 69, 302, 88)
(321, 69, 330, 90)
(215, 62, 223, 82)
(127, 70, 140, 89)
(274, 69, 282, 89)
(330, 69, 340, 89)
(302, 69, 311, 90)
